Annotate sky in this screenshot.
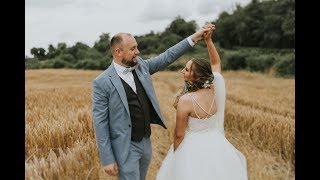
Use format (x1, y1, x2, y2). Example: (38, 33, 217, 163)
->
(25, 0, 251, 57)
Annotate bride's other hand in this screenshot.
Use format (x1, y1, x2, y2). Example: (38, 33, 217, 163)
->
(202, 23, 215, 42)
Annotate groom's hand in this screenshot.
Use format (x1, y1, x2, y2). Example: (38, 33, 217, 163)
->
(202, 23, 215, 42)
(103, 163, 119, 176)
(191, 25, 212, 43)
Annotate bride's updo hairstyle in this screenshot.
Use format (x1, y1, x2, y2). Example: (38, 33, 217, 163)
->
(173, 58, 214, 109)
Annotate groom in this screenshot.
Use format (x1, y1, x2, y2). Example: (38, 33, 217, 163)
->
(92, 25, 211, 180)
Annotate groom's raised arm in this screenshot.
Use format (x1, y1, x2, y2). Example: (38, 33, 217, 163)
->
(144, 27, 212, 75)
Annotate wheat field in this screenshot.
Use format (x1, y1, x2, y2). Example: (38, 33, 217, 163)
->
(25, 69, 295, 180)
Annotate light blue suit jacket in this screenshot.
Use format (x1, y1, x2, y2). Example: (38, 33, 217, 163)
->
(92, 38, 192, 166)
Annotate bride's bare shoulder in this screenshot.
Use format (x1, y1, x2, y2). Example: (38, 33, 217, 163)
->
(180, 93, 192, 102)
(178, 93, 193, 107)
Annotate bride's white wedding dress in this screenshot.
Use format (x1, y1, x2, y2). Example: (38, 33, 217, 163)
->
(156, 72, 248, 180)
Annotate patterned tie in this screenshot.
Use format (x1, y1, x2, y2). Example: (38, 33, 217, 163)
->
(122, 65, 139, 75)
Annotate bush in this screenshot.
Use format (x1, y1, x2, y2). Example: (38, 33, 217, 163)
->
(41, 59, 71, 69)
(97, 57, 111, 69)
(25, 59, 41, 69)
(74, 59, 104, 70)
(246, 55, 275, 72)
(223, 51, 247, 70)
(273, 54, 295, 78)
(60, 54, 76, 63)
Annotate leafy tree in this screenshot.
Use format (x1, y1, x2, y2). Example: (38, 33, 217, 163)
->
(164, 16, 197, 39)
(215, 0, 295, 49)
(215, 13, 237, 49)
(135, 32, 161, 54)
(60, 54, 76, 63)
(30, 47, 47, 60)
(94, 33, 110, 54)
(47, 44, 59, 59)
(67, 42, 90, 60)
(57, 43, 67, 52)
(30, 47, 38, 58)
(159, 32, 181, 52)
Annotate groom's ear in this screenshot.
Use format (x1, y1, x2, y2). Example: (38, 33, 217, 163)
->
(114, 48, 122, 57)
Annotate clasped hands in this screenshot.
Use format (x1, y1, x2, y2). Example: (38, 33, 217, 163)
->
(191, 22, 215, 43)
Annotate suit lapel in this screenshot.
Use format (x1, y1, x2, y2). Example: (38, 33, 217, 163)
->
(135, 68, 158, 108)
(135, 69, 152, 97)
(109, 65, 130, 116)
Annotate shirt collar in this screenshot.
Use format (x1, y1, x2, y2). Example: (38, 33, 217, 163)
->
(113, 60, 139, 75)
(113, 60, 127, 75)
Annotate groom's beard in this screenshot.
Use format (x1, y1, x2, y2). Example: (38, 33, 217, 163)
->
(122, 57, 138, 67)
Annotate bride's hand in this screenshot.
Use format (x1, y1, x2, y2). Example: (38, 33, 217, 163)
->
(202, 23, 215, 42)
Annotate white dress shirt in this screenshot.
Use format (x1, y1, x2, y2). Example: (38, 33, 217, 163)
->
(186, 36, 197, 47)
(113, 61, 137, 93)
(113, 36, 195, 93)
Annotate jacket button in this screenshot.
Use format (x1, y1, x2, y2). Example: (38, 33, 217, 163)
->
(128, 124, 131, 127)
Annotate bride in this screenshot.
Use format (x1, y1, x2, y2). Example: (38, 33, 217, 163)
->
(156, 23, 248, 180)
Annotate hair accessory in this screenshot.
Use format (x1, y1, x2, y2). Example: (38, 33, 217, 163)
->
(202, 80, 211, 88)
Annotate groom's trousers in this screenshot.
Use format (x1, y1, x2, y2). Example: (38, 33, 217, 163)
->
(118, 137, 152, 180)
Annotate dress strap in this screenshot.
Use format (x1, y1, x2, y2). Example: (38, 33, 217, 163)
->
(187, 94, 201, 119)
(187, 94, 215, 118)
(206, 95, 215, 116)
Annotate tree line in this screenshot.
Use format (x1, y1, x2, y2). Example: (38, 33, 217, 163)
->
(26, 0, 294, 78)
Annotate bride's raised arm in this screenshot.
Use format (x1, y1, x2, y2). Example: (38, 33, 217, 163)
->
(203, 24, 221, 73)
